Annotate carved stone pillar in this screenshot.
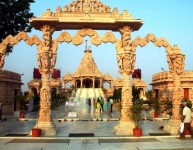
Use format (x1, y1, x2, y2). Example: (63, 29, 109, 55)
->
(31, 25, 57, 136)
(164, 45, 185, 134)
(114, 26, 136, 135)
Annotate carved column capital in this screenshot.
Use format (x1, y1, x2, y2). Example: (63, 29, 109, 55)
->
(167, 45, 185, 76)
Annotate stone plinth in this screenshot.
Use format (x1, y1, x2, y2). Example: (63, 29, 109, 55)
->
(164, 119, 181, 134)
(30, 121, 57, 136)
(114, 121, 135, 135)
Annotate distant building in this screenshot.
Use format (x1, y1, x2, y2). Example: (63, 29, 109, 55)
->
(150, 71, 193, 100)
(28, 68, 62, 95)
(62, 45, 113, 89)
(0, 70, 23, 116)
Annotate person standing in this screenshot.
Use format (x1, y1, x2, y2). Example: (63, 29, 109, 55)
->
(96, 98, 101, 113)
(100, 97, 104, 111)
(0, 101, 2, 121)
(103, 99, 108, 112)
(110, 99, 113, 112)
(107, 99, 111, 114)
(93, 98, 96, 108)
(88, 97, 91, 107)
(180, 102, 193, 139)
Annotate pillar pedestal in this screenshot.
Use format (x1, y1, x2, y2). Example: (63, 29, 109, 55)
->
(164, 119, 180, 134)
(30, 120, 57, 136)
(114, 121, 135, 135)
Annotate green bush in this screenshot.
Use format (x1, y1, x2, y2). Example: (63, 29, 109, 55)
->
(142, 100, 152, 105)
(128, 100, 144, 129)
(161, 99, 173, 116)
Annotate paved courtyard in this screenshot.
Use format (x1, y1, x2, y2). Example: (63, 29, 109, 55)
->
(0, 102, 193, 150)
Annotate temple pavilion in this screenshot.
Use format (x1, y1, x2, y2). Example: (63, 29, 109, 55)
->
(62, 41, 113, 89)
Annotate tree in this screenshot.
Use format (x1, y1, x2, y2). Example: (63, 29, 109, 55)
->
(0, 0, 34, 54)
(145, 90, 153, 100)
(132, 86, 140, 103)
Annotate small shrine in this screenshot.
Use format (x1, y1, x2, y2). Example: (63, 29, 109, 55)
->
(62, 41, 113, 89)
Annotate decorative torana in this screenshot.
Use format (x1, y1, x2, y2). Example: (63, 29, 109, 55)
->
(0, 0, 186, 136)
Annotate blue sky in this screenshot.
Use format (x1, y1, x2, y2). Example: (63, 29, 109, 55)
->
(3, 0, 193, 92)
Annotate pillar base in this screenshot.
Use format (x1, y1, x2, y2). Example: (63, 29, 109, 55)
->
(114, 121, 135, 135)
(30, 120, 57, 136)
(164, 119, 180, 134)
(0, 124, 8, 135)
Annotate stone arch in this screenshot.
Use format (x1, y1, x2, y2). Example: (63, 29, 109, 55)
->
(131, 33, 185, 134)
(0, 0, 186, 136)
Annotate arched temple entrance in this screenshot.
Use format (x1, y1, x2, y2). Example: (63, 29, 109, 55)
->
(0, 0, 185, 136)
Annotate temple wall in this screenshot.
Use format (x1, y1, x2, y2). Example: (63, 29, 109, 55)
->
(0, 70, 22, 116)
(151, 71, 193, 101)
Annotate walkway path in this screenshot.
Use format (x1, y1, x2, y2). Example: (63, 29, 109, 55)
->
(0, 102, 193, 150)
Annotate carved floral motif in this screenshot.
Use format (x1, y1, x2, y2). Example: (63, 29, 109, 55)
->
(167, 53, 185, 76)
(116, 26, 135, 75)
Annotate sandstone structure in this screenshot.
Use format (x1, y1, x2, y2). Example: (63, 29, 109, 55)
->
(150, 71, 193, 101)
(62, 42, 113, 89)
(0, 70, 23, 116)
(0, 0, 187, 135)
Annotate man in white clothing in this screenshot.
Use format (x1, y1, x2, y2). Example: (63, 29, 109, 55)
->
(180, 102, 193, 139)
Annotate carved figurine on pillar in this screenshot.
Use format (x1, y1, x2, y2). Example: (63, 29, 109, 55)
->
(114, 26, 136, 135)
(164, 45, 185, 134)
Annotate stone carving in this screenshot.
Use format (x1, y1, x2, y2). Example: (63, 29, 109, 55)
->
(119, 26, 133, 51)
(69, 28, 117, 46)
(0, 32, 43, 71)
(167, 51, 185, 76)
(0, 53, 5, 71)
(63, 0, 109, 13)
(116, 26, 136, 75)
(117, 52, 136, 75)
(112, 7, 119, 15)
(122, 88, 132, 103)
(40, 9, 52, 18)
(102, 32, 117, 44)
(119, 10, 134, 19)
(172, 87, 183, 102)
(40, 87, 50, 103)
(57, 32, 72, 44)
(39, 25, 55, 51)
(132, 33, 172, 54)
(37, 52, 50, 74)
(190, 88, 193, 100)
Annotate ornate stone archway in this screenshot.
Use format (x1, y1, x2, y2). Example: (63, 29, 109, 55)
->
(0, 0, 185, 135)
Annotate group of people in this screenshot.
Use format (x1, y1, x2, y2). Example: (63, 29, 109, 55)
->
(87, 97, 113, 114)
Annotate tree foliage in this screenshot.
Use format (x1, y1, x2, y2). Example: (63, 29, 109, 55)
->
(0, 0, 34, 54)
(132, 86, 140, 102)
